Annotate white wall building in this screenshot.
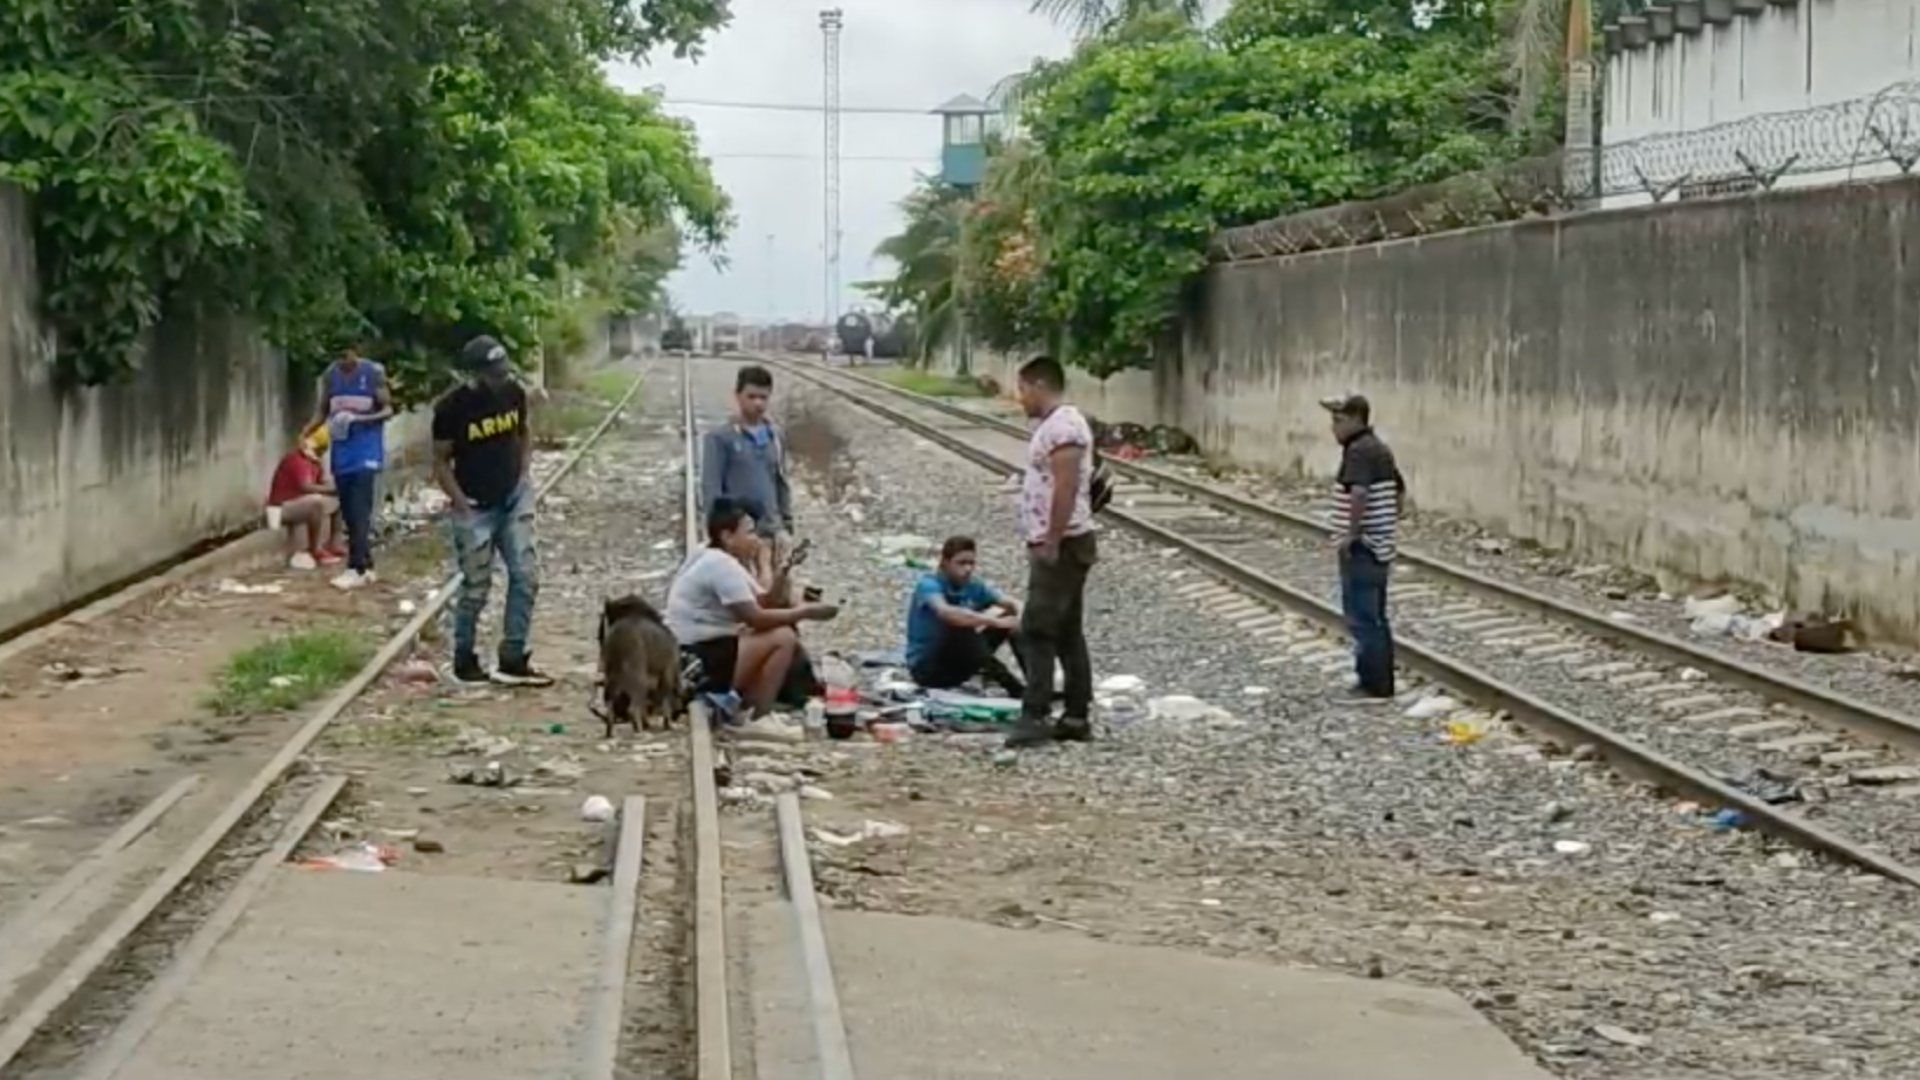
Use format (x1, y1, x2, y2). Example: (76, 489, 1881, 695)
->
(1598, 0, 1920, 207)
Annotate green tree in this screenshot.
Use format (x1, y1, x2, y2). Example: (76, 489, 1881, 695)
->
(861, 179, 967, 362)
(984, 0, 1511, 375)
(0, 0, 731, 394)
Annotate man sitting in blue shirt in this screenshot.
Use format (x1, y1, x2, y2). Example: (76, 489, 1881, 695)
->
(906, 536, 1025, 696)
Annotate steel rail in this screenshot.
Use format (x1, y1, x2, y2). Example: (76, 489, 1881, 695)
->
(777, 358, 1920, 888)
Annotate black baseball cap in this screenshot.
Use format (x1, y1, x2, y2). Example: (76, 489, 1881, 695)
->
(457, 334, 510, 372)
(1318, 392, 1371, 423)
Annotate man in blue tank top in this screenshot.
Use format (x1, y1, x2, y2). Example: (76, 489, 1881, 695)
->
(313, 343, 393, 589)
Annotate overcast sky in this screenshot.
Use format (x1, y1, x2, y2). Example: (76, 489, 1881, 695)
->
(606, 1, 1077, 323)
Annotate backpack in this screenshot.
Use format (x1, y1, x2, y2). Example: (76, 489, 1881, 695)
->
(1089, 457, 1115, 514)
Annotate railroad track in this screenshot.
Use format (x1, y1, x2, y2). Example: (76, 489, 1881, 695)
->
(0, 364, 659, 1078)
(770, 355, 1920, 888)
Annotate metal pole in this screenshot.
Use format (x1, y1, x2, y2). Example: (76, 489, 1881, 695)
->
(820, 9, 843, 344)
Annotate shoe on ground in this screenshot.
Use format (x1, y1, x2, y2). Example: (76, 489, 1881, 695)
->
(288, 551, 317, 571)
(491, 654, 555, 688)
(1004, 717, 1055, 749)
(452, 652, 490, 685)
(1054, 717, 1094, 743)
(733, 714, 803, 744)
(1341, 683, 1395, 703)
(312, 548, 343, 566)
(330, 569, 367, 590)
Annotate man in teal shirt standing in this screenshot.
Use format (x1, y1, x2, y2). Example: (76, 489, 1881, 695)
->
(905, 536, 1024, 696)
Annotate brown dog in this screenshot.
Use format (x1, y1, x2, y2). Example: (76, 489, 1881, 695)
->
(597, 594, 681, 735)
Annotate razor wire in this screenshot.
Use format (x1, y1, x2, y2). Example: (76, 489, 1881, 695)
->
(1211, 78, 1920, 263)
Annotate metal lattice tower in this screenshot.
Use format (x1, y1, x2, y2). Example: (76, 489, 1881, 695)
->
(820, 8, 843, 336)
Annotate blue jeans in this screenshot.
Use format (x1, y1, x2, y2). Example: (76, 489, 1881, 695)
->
(450, 485, 539, 663)
(336, 469, 378, 572)
(1339, 542, 1394, 696)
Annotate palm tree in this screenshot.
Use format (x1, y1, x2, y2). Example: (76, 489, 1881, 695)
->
(1029, 0, 1206, 38)
(862, 181, 967, 362)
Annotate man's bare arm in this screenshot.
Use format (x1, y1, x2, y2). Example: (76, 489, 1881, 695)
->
(433, 440, 472, 512)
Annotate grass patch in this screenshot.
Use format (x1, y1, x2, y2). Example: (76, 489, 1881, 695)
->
(532, 397, 606, 447)
(205, 629, 373, 716)
(876, 367, 989, 398)
(583, 367, 635, 405)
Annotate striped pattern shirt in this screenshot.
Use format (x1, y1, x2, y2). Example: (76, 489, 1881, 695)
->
(1328, 429, 1404, 562)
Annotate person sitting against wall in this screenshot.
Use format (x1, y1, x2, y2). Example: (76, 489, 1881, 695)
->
(265, 424, 343, 570)
(666, 498, 839, 720)
(905, 536, 1025, 697)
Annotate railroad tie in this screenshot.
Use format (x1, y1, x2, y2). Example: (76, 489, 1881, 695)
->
(1608, 670, 1665, 688)
(1757, 733, 1838, 753)
(1575, 661, 1638, 680)
(1728, 719, 1801, 739)
(1656, 694, 1724, 714)
(1687, 706, 1765, 724)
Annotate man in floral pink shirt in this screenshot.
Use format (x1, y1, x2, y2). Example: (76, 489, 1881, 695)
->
(1007, 355, 1098, 749)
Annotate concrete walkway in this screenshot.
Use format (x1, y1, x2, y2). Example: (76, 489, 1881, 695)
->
(106, 869, 602, 1080)
(798, 910, 1551, 1080)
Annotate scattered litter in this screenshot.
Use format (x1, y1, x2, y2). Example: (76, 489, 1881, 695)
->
(1608, 611, 1638, 623)
(570, 863, 611, 885)
(1552, 840, 1593, 857)
(1725, 767, 1803, 805)
(1769, 851, 1803, 870)
(871, 722, 911, 744)
(1147, 695, 1221, 723)
(1404, 695, 1461, 721)
(394, 660, 440, 686)
(1443, 717, 1488, 746)
(447, 761, 515, 787)
(743, 771, 797, 793)
(1096, 674, 1146, 695)
(406, 787, 431, 797)
(535, 758, 585, 782)
(215, 578, 283, 596)
(413, 837, 445, 854)
(1683, 594, 1742, 620)
(991, 748, 1019, 767)
(580, 795, 615, 822)
(844, 505, 866, 524)
(450, 726, 517, 757)
(1706, 808, 1747, 832)
(398, 599, 419, 616)
(870, 533, 935, 558)
(1678, 667, 1708, 682)
(267, 675, 299, 689)
(1467, 537, 1510, 555)
(1647, 911, 1682, 924)
(815, 819, 908, 846)
(380, 828, 421, 841)
(299, 841, 398, 873)
(800, 785, 834, 801)
(1241, 685, 1271, 698)
(1850, 765, 1920, 785)
(1591, 1024, 1652, 1049)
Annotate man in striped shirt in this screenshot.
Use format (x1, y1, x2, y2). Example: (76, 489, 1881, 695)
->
(1323, 394, 1405, 699)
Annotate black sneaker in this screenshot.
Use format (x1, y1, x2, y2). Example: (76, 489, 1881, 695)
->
(452, 652, 490, 685)
(1004, 717, 1055, 749)
(1054, 717, 1093, 743)
(491, 654, 555, 688)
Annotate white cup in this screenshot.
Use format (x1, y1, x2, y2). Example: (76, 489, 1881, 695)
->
(265, 505, 283, 530)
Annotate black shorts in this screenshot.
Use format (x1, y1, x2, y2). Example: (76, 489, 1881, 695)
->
(682, 636, 739, 693)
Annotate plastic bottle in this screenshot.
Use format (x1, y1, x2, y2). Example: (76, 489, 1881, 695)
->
(803, 698, 828, 739)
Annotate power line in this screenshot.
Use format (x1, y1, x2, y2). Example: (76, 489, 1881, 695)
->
(664, 96, 931, 116)
(707, 152, 934, 162)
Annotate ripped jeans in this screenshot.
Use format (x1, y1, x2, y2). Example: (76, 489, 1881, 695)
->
(449, 484, 540, 664)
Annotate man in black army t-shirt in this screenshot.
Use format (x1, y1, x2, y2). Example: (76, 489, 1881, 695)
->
(433, 334, 554, 687)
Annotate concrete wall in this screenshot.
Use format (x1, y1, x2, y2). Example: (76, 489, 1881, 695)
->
(942, 178, 1920, 643)
(1179, 177, 1920, 642)
(1, 186, 296, 634)
(1602, 0, 1920, 207)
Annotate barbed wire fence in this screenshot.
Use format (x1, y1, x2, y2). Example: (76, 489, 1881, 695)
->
(1211, 78, 1920, 263)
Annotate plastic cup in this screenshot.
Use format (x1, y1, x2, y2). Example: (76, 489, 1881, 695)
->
(265, 505, 283, 530)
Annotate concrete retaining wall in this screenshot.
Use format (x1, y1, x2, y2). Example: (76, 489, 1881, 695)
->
(944, 177, 1920, 644)
(1, 187, 293, 633)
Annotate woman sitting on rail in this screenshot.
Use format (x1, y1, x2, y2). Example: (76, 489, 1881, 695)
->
(665, 498, 838, 718)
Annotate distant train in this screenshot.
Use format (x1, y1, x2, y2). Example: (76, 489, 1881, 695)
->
(835, 312, 914, 360)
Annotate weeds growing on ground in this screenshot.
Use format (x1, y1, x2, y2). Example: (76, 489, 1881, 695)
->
(205, 629, 372, 716)
(877, 367, 989, 398)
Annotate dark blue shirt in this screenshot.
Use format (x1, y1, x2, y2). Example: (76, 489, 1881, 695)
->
(905, 572, 1000, 668)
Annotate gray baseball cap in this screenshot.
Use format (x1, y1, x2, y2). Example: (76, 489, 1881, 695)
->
(457, 334, 510, 372)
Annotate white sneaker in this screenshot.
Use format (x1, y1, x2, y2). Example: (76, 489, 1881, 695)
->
(288, 552, 318, 571)
(330, 569, 367, 591)
(733, 715, 803, 744)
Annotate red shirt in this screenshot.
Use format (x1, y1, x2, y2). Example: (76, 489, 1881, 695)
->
(267, 452, 324, 506)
